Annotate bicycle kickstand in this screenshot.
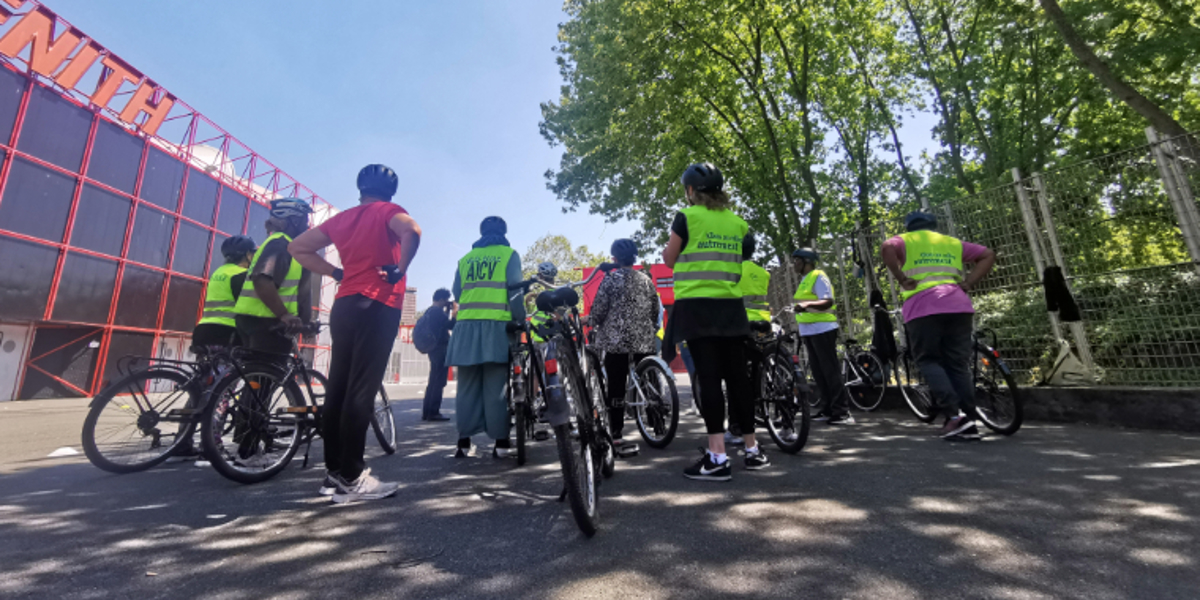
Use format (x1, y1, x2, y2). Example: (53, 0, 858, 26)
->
(300, 432, 315, 469)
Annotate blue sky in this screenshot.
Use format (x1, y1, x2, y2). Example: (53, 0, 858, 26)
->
(47, 0, 639, 309)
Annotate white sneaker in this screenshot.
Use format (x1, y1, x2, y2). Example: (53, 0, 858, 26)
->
(493, 446, 513, 458)
(318, 473, 342, 496)
(331, 469, 398, 504)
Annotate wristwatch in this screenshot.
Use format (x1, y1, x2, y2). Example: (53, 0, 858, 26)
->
(332, 268, 344, 282)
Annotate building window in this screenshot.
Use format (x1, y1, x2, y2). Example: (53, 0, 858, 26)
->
(70, 184, 131, 257)
(216, 187, 247, 235)
(52, 252, 118, 324)
(126, 205, 175, 268)
(181, 169, 218, 226)
(0, 235, 58, 320)
(16, 85, 91, 172)
(139, 147, 185, 211)
(114, 265, 165, 329)
(0, 156, 77, 242)
(162, 276, 204, 332)
(245, 200, 270, 245)
(172, 221, 211, 278)
(0, 68, 28, 145)
(87, 119, 142, 194)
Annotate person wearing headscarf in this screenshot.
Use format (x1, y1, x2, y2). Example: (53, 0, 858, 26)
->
(589, 239, 659, 452)
(445, 216, 525, 458)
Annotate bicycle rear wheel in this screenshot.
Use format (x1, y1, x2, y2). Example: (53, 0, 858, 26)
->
(762, 354, 810, 454)
(844, 351, 887, 412)
(894, 353, 935, 423)
(372, 384, 397, 454)
(201, 364, 306, 484)
(633, 359, 679, 449)
(584, 350, 615, 478)
(559, 349, 599, 536)
(82, 367, 198, 474)
(973, 346, 1023, 435)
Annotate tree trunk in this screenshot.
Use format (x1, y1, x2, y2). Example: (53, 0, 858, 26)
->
(1039, 0, 1188, 137)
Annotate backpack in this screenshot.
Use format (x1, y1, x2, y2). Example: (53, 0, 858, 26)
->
(412, 310, 440, 354)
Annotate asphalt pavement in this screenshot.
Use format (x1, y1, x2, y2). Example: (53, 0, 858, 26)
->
(1, 380, 1198, 600)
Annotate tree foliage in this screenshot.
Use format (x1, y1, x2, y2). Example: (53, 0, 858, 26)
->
(540, 0, 1200, 263)
(522, 233, 609, 283)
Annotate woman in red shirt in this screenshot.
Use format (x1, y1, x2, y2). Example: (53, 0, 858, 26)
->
(290, 164, 421, 504)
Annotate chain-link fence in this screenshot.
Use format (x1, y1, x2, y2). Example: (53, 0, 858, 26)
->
(779, 127, 1200, 388)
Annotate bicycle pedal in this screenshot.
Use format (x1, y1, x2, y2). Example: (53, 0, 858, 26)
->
(616, 444, 640, 457)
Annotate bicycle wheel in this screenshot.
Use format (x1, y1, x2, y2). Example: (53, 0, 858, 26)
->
(201, 364, 306, 484)
(973, 346, 1023, 435)
(558, 350, 599, 536)
(633, 359, 679, 449)
(511, 354, 529, 466)
(371, 384, 397, 454)
(585, 351, 615, 478)
(82, 367, 198, 474)
(845, 351, 887, 412)
(894, 353, 935, 423)
(762, 354, 810, 454)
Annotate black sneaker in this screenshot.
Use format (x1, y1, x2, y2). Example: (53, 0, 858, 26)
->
(949, 424, 982, 441)
(454, 438, 476, 458)
(827, 413, 856, 425)
(744, 447, 771, 470)
(318, 473, 343, 497)
(812, 412, 832, 422)
(684, 450, 732, 481)
(939, 415, 974, 438)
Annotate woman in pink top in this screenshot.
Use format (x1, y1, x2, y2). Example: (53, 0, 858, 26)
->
(881, 211, 995, 441)
(290, 165, 421, 503)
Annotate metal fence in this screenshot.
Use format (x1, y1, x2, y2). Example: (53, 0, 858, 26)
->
(797, 128, 1200, 388)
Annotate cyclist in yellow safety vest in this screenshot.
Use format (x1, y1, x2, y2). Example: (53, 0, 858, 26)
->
(663, 162, 769, 481)
(445, 216, 526, 459)
(192, 235, 256, 349)
(881, 211, 996, 441)
(792, 247, 852, 425)
(233, 198, 314, 356)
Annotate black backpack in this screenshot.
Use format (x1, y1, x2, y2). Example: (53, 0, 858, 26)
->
(412, 310, 440, 354)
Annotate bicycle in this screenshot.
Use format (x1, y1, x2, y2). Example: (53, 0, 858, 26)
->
(199, 323, 395, 484)
(876, 308, 935, 423)
(82, 345, 233, 474)
(839, 338, 887, 412)
(587, 349, 680, 450)
(972, 328, 1023, 435)
(747, 320, 811, 453)
(508, 264, 615, 537)
(506, 323, 549, 466)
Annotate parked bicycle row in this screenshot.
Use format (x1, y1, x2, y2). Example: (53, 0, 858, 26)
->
(79, 161, 1021, 538)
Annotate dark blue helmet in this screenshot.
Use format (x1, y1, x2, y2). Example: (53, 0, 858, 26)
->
(680, 162, 724, 191)
(905, 211, 938, 231)
(357, 164, 399, 199)
(611, 238, 638, 265)
(221, 235, 256, 261)
(269, 198, 314, 220)
(792, 247, 819, 261)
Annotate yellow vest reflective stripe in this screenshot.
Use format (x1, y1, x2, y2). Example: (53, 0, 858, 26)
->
(899, 230, 964, 303)
(794, 269, 837, 324)
(529, 311, 552, 343)
(234, 231, 303, 318)
(738, 261, 772, 322)
(197, 263, 247, 327)
(457, 245, 515, 321)
(673, 205, 748, 300)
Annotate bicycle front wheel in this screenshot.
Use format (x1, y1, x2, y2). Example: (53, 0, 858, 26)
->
(633, 359, 679, 449)
(201, 364, 306, 484)
(584, 350, 615, 478)
(894, 354, 936, 423)
(844, 351, 887, 412)
(82, 367, 198, 473)
(554, 423, 597, 537)
(973, 346, 1023, 435)
(371, 384, 397, 454)
(762, 354, 810, 454)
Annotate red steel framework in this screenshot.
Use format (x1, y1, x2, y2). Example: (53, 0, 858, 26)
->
(0, 1, 337, 397)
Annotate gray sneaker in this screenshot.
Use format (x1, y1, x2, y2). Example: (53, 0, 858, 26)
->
(318, 473, 342, 496)
(331, 469, 398, 504)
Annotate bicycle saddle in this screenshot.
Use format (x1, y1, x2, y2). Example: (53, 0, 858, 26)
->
(536, 287, 579, 312)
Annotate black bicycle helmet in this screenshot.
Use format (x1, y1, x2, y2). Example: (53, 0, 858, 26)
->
(270, 198, 314, 220)
(611, 238, 638, 266)
(221, 235, 256, 261)
(792, 247, 819, 261)
(357, 164, 398, 199)
(904, 211, 938, 231)
(680, 162, 724, 191)
(742, 233, 756, 260)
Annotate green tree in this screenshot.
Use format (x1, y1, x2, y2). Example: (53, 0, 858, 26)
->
(522, 233, 608, 283)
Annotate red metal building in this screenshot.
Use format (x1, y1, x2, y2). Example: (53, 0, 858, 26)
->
(0, 1, 336, 400)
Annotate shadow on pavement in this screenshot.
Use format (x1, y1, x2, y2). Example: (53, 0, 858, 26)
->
(1, 388, 1198, 599)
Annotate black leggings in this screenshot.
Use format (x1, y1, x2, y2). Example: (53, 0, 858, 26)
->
(323, 294, 402, 481)
(688, 337, 755, 436)
(603, 351, 651, 438)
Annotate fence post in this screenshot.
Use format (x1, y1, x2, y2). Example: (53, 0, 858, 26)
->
(1147, 127, 1200, 268)
(833, 237, 852, 338)
(879, 221, 900, 312)
(1031, 171, 1098, 374)
(1011, 168, 1064, 346)
(942, 201, 958, 237)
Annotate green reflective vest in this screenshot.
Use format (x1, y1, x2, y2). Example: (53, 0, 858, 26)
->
(794, 269, 837, 324)
(899, 230, 964, 303)
(197, 263, 247, 327)
(739, 261, 771, 322)
(457, 245, 515, 321)
(234, 231, 302, 318)
(529, 311, 552, 343)
(674, 205, 748, 300)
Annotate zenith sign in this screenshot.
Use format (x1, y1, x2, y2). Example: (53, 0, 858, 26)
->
(0, 0, 175, 136)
